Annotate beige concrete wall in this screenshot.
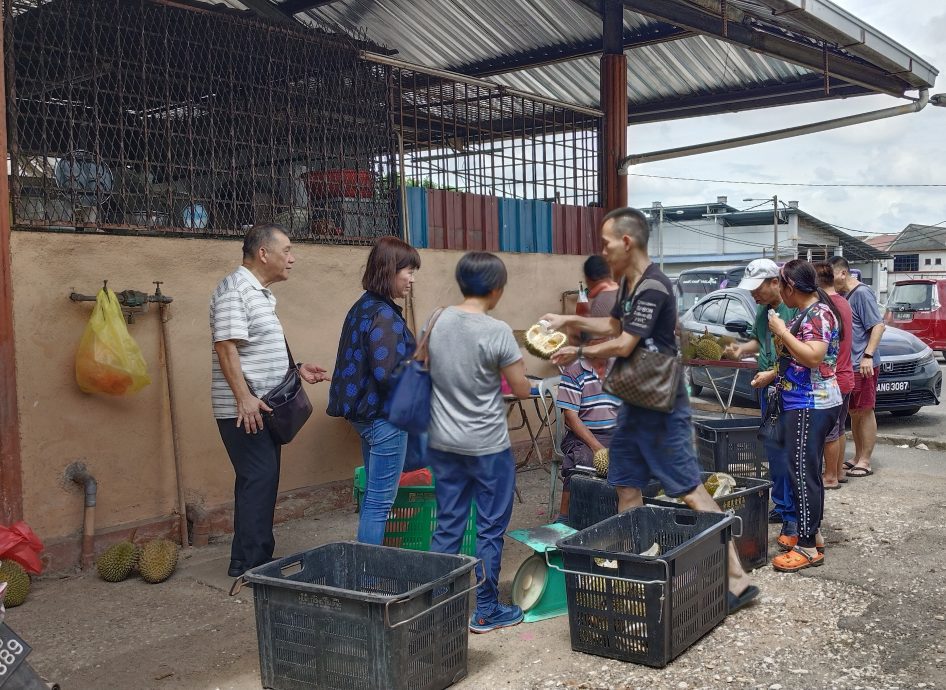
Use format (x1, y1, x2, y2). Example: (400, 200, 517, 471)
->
(10, 232, 586, 544)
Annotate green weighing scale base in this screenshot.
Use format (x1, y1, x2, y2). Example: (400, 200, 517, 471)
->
(508, 523, 577, 623)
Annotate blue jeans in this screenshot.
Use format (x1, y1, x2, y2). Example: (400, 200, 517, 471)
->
(759, 388, 797, 525)
(428, 448, 515, 615)
(351, 419, 408, 545)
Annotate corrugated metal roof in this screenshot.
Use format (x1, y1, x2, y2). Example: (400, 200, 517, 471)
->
(195, 0, 938, 123)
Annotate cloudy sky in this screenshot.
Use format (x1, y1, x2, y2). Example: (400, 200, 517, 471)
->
(625, 1, 946, 238)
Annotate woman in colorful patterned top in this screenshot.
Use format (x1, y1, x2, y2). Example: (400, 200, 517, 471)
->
(767, 259, 843, 573)
(327, 236, 420, 545)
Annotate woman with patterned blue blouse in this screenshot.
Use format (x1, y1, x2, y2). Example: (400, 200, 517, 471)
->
(327, 236, 420, 544)
(767, 259, 843, 573)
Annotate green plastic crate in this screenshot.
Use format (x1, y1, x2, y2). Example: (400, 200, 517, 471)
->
(353, 466, 477, 556)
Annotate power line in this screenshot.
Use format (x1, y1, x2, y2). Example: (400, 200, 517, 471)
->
(629, 173, 946, 188)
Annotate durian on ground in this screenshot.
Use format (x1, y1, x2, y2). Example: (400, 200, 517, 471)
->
(96, 540, 140, 582)
(0, 559, 31, 607)
(138, 538, 179, 584)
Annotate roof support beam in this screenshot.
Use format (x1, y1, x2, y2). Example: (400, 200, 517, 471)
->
(627, 78, 868, 123)
(238, 0, 297, 24)
(452, 23, 691, 78)
(621, 0, 909, 96)
(280, 0, 340, 14)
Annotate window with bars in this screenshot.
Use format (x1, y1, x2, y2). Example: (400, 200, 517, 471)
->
(4, 0, 397, 243)
(893, 254, 920, 272)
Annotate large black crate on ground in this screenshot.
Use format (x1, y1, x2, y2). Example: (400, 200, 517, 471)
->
(244, 542, 478, 690)
(568, 473, 770, 571)
(556, 506, 735, 668)
(694, 418, 768, 479)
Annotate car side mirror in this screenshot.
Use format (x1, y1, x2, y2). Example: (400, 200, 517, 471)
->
(724, 320, 751, 334)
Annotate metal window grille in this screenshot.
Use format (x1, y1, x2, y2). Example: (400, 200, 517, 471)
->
(893, 254, 919, 272)
(4, 0, 397, 243)
(389, 64, 601, 206)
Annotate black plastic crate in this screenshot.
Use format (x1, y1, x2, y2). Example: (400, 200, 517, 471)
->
(694, 418, 768, 479)
(556, 506, 734, 668)
(569, 473, 771, 571)
(244, 542, 478, 690)
(568, 474, 618, 531)
(643, 472, 772, 571)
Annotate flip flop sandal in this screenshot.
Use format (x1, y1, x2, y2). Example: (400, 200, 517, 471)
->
(727, 584, 760, 614)
(842, 461, 856, 470)
(773, 547, 824, 573)
(838, 477, 849, 484)
(846, 466, 874, 478)
(824, 483, 842, 490)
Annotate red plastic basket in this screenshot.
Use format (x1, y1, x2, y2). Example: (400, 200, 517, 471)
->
(301, 169, 374, 199)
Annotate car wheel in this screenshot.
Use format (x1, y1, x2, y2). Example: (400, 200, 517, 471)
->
(890, 407, 920, 417)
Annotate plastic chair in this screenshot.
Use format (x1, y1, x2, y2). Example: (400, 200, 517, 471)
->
(537, 376, 563, 521)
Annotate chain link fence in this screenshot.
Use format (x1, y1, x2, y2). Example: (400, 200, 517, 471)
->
(4, 0, 397, 243)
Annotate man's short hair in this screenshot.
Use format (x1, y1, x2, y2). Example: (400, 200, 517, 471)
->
(455, 252, 507, 297)
(242, 223, 287, 261)
(602, 207, 650, 249)
(829, 255, 850, 272)
(583, 255, 611, 282)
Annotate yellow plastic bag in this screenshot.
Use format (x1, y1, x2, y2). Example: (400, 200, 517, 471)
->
(75, 288, 151, 395)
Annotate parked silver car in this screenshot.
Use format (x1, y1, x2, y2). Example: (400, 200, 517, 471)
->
(681, 288, 942, 416)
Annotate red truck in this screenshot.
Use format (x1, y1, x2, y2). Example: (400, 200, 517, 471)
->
(884, 278, 946, 357)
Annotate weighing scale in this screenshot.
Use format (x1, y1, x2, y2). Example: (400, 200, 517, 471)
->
(507, 522, 576, 622)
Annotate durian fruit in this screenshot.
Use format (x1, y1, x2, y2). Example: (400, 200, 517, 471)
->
(96, 540, 140, 582)
(592, 447, 609, 477)
(524, 323, 567, 359)
(0, 560, 31, 607)
(137, 538, 179, 584)
(694, 337, 723, 361)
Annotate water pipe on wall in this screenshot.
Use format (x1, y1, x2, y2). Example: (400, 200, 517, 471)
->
(64, 462, 96, 569)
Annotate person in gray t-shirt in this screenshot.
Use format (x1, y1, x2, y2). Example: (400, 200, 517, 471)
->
(830, 256, 884, 477)
(426, 252, 532, 634)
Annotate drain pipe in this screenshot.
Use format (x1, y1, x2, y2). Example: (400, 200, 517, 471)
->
(64, 462, 96, 569)
(620, 89, 934, 170)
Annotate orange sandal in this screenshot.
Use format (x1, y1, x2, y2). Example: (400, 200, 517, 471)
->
(773, 546, 824, 572)
(777, 533, 798, 551)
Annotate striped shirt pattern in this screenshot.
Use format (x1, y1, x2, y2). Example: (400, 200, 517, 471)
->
(210, 266, 288, 419)
(556, 359, 621, 429)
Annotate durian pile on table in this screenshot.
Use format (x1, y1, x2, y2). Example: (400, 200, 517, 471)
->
(680, 329, 757, 415)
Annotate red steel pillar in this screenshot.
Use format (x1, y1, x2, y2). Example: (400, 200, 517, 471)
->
(599, 1, 628, 211)
(0, 9, 24, 524)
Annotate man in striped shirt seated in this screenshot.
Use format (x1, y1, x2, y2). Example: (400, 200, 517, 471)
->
(554, 353, 621, 522)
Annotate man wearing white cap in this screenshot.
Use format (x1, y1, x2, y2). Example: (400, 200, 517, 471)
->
(725, 259, 799, 548)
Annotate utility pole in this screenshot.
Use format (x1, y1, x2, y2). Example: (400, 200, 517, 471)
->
(772, 194, 779, 263)
(652, 201, 664, 272)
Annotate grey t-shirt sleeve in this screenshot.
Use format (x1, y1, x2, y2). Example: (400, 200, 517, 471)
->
(849, 287, 883, 330)
(494, 322, 523, 369)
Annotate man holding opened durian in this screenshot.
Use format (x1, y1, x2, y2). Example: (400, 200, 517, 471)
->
(541, 207, 759, 614)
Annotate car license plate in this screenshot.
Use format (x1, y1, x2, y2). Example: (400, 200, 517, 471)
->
(894, 312, 912, 321)
(0, 623, 31, 687)
(877, 381, 909, 393)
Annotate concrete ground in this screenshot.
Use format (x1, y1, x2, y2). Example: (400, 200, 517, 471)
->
(8, 418, 946, 689)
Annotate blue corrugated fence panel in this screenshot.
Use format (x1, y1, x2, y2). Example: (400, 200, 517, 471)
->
(403, 186, 428, 248)
(498, 199, 553, 253)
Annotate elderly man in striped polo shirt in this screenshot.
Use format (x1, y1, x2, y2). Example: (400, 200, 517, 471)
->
(553, 347, 621, 523)
(210, 224, 329, 578)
